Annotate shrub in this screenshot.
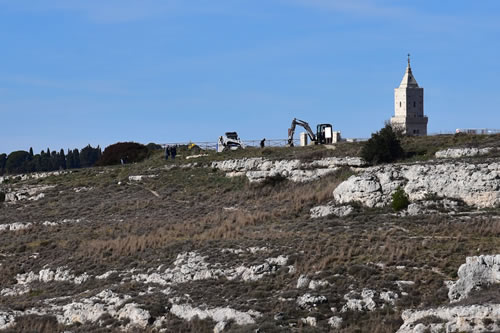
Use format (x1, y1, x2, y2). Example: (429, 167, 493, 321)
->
(146, 142, 162, 151)
(392, 187, 409, 211)
(96, 142, 149, 166)
(361, 124, 404, 164)
(5, 150, 31, 174)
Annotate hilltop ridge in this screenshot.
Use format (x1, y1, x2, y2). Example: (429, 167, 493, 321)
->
(0, 134, 499, 332)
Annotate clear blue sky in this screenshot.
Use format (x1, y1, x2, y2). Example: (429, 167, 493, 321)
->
(1, 0, 499, 154)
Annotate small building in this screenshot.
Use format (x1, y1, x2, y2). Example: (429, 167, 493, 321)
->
(390, 56, 428, 136)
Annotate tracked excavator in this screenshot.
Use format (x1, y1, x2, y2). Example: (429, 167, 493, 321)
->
(287, 118, 333, 146)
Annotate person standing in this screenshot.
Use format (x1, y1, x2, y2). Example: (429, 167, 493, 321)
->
(171, 145, 177, 160)
(165, 145, 170, 160)
(260, 138, 266, 148)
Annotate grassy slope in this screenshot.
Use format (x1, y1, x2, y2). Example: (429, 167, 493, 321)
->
(0, 134, 499, 332)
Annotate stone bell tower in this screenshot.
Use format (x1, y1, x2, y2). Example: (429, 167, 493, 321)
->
(390, 55, 428, 136)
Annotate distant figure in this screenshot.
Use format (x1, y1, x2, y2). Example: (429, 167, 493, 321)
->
(120, 158, 124, 165)
(165, 146, 170, 160)
(171, 145, 177, 160)
(260, 138, 266, 148)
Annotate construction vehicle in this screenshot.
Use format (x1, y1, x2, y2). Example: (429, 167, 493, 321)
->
(287, 118, 334, 146)
(217, 132, 246, 152)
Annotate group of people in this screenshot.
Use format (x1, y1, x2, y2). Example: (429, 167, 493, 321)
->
(165, 145, 177, 160)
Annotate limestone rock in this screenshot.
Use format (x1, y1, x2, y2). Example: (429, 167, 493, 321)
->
(213, 321, 227, 333)
(342, 289, 377, 312)
(0, 311, 16, 330)
(128, 175, 157, 181)
(308, 279, 330, 290)
(57, 290, 131, 325)
(333, 162, 500, 208)
(296, 293, 328, 309)
(4, 185, 55, 202)
(0, 222, 33, 232)
(310, 204, 353, 218)
(448, 255, 500, 302)
(328, 316, 343, 329)
(117, 303, 151, 328)
(0, 171, 67, 185)
(16, 267, 89, 286)
(296, 275, 310, 289)
(169, 303, 261, 326)
(132, 252, 288, 286)
(397, 304, 500, 333)
(435, 147, 493, 159)
(212, 157, 365, 183)
(301, 316, 317, 327)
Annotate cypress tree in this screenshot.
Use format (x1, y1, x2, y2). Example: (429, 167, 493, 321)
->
(66, 149, 74, 169)
(0, 153, 6, 175)
(73, 149, 80, 168)
(59, 149, 66, 170)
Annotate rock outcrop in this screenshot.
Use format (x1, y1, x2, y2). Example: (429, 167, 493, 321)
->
(397, 304, 500, 333)
(169, 303, 262, 326)
(0, 171, 67, 185)
(448, 255, 500, 302)
(333, 162, 500, 208)
(211, 157, 365, 183)
(296, 293, 328, 309)
(435, 147, 493, 159)
(131, 252, 289, 286)
(310, 204, 353, 218)
(4, 185, 54, 202)
(398, 255, 500, 332)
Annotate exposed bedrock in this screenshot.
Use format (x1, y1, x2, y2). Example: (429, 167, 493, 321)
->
(211, 157, 366, 183)
(333, 161, 500, 208)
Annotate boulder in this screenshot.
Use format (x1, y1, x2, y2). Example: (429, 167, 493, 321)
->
(310, 204, 353, 218)
(448, 255, 500, 302)
(296, 293, 328, 309)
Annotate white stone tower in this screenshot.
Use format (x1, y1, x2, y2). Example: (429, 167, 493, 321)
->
(390, 55, 428, 136)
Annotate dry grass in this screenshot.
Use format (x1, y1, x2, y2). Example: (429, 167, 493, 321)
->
(1, 139, 500, 332)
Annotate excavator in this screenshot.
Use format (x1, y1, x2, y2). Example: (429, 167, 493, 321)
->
(287, 118, 334, 146)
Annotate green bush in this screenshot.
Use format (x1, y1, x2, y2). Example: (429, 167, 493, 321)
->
(361, 124, 404, 164)
(392, 187, 409, 211)
(96, 142, 149, 166)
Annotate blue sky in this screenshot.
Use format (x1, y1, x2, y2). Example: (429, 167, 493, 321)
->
(1, 0, 499, 154)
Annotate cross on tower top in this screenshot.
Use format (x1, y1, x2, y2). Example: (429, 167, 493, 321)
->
(407, 53, 411, 66)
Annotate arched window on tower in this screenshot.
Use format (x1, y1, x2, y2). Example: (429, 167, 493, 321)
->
(400, 102, 402, 108)
(413, 101, 416, 107)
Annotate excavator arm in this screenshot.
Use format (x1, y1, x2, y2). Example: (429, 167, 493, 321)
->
(287, 118, 317, 146)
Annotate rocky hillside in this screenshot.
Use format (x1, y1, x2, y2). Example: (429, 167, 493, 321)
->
(0, 139, 499, 332)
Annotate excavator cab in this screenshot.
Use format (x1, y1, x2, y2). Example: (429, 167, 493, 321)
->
(316, 124, 333, 144)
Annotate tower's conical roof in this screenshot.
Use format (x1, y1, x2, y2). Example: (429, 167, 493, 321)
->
(399, 56, 419, 88)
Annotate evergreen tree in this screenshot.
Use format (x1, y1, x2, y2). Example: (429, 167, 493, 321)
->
(0, 153, 6, 175)
(29, 147, 34, 159)
(73, 149, 81, 168)
(6, 151, 30, 174)
(80, 144, 101, 167)
(51, 151, 58, 171)
(361, 124, 404, 164)
(59, 149, 66, 170)
(67, 149, 74, 169)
